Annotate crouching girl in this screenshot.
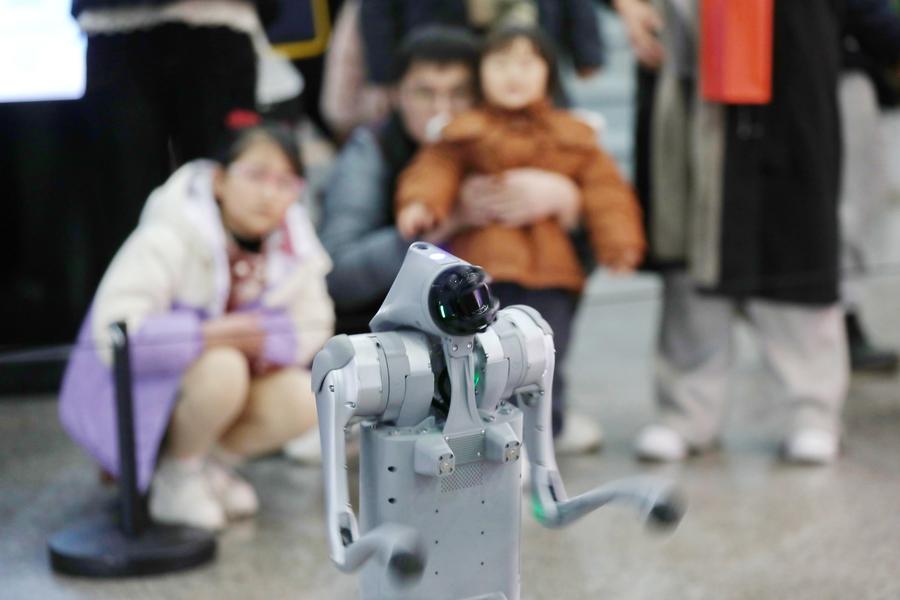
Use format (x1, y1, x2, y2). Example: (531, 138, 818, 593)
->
(59, 116, 334, 530)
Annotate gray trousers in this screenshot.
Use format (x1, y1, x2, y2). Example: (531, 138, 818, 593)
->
(839, 72, 889, 309)
(656, 273, 849, 447)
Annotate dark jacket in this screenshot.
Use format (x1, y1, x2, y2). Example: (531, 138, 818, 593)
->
(73, 0, 180, 12)
(844, 36, 900, 108)
(638, 0, 900, 305)
(359, 0, 605, 84)
(72, 0, 280, 24)
(318, 114, 417, 333)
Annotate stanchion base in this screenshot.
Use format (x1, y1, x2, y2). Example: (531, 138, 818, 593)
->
(48, 514, 216, 577)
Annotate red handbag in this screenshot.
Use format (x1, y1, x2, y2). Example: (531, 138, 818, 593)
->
(700, 0, 774, 104)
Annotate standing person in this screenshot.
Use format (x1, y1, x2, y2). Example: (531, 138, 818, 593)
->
(319, 0, 396, 139)
(59, 118, 334, 530)
(287, 26, 603, 462)
(74, 0, 280, 291)
(612, 0, 900, 464)
(265, 0, 344, 141)
(395, 26, 645, 444)
(839, 32, 900, 373)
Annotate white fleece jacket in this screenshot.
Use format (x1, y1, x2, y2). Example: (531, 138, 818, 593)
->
(90, 159, 334, 369)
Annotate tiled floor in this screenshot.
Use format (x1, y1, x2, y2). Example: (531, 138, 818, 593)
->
(4, 267, 900, 599)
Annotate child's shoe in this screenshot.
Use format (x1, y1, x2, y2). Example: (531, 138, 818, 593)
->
(634, 425, 688, 462)
(782, 429, 839, 465)
(284, 427, 360, 466)
(205, 458, 259, 519)
(149, 457, 226, 531)
(554, 412, 604, 455)
(283, 428, 323, 464)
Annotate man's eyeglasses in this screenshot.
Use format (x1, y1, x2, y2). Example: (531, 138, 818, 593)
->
(402, 85, 473, 108)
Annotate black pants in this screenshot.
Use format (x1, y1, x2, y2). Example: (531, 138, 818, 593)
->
(81, 24, 257, 290)
(490, 283, 578, 437)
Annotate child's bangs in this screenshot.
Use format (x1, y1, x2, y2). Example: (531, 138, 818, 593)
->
(482, 25, 553, 62)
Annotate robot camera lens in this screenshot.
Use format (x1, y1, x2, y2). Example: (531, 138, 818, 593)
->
(429, 266, 499, 335)
(458, 285, 490, 315)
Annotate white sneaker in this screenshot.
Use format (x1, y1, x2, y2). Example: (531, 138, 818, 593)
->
(554, 412, 604, 455)
(150, 458, 226, 531)
(783, 429, 839, 465)
(205, 459, 259, 519)
(284, 427, 360, 466)
(284, 428, 323, 465)
(635, 425, 688, 462)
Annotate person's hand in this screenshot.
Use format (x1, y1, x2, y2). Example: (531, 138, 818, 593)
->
(458, 169, 581, 230)
(458, 175, 506, 228)
(397, 202, 437, 239)
(202, 312, 266, 360)
(421, 210, 464, 245)
(613, 0, 665, 69)
(600, 247, 643, 274)
(363, 85, 392, 123)
(493, 169, 581, 229)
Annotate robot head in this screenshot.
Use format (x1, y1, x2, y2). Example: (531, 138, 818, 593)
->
(428, 264, 498, 335)
(370, 243, 498, 338)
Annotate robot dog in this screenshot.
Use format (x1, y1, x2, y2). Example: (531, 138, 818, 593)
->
(312, 243, 683, 600)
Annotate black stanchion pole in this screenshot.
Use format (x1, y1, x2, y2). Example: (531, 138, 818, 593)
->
(48, 322, 217, 577)
(110, 322, 142, 537)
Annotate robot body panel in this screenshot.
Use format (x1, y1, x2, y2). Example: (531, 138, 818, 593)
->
(358, 412, 523, 600)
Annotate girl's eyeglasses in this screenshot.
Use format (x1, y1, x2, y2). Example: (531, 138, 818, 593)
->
(229, 162, 305, 197)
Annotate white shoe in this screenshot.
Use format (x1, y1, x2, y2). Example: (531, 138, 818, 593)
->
(205, 459, 259, 519)
(150, 458, 226, 531)
(554, 412, 604, 455)
(635, 425, 688, 462)
(284, 428, 323, 465)
(284, 427, 359, 466)
(783, 429, 839, 465)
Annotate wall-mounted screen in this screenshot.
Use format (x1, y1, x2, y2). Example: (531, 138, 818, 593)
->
(0, 0, 86, 103)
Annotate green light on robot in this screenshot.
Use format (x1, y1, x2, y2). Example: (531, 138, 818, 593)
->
(531, 492, 545, 522)
(439, 304, 447, 319)
(474, 371, 480, 387)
